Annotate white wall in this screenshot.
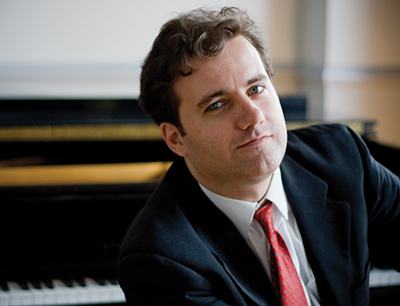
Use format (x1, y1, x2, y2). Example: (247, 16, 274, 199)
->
(0, 0, 269, 97)
(323, 0, 400, 147)
(325, 0, 400, 71)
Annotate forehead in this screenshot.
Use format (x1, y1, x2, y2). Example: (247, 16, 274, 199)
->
(173, 35, 266, 104)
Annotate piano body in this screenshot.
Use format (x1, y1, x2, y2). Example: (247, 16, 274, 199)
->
(0, 98, 399, 305)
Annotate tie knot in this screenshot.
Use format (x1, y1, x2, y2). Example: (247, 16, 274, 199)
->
(254, 200, 274, 234)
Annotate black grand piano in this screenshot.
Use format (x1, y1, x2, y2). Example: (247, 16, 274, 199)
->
(1, 98, 399, 305)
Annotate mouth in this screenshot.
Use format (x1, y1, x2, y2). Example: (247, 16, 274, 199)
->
(237, 135, 271, 149)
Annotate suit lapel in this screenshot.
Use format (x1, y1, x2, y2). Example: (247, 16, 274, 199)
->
(281, 155, 351, 306)
(196, 208, 278, 306)
(172, 159, 278, 306)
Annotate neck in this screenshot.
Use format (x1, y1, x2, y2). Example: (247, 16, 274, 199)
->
(197, 172, 273, 203)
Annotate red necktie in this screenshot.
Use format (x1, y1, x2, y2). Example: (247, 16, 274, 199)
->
(254, 201, 308, 305)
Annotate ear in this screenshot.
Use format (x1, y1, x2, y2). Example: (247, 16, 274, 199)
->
(160, 122, 187, 157)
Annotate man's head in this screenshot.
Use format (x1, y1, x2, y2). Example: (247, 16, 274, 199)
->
(140, 7, 287, 201)
(139, 6, 274, 135)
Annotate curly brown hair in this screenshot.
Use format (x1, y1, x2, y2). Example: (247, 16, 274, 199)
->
(139, 6, 273, 135)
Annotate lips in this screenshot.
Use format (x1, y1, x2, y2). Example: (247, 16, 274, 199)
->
(237, 135, 271, 149)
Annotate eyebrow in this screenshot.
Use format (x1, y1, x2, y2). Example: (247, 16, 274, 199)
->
(196, 74, 269, 109)
(247, 74, 268, 86)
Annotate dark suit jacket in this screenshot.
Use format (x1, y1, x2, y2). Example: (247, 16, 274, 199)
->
(117, 124, 400, 306)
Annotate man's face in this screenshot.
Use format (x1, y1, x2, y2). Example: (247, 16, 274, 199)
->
(161, 35, 287, 201)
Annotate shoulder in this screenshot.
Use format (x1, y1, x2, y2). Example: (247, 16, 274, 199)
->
(287, 123, 360, 147)
(286, 123, 367, 161)
(118, 158, 200, 258)
(283, 123, 372, 187)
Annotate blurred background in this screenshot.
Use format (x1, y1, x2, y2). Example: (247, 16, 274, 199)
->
(0, 0, 399, 146)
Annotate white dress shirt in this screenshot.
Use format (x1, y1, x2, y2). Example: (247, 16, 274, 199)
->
(199, 167, 321, 306)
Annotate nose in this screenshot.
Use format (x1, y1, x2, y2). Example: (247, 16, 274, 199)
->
(236, 96, 265, 130)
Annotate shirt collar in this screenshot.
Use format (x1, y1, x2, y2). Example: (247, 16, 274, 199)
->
(199, 167, 288, 239)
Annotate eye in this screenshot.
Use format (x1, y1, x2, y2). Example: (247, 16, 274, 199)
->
(206, 101, 224, 112)
(249, 85, 264, 95)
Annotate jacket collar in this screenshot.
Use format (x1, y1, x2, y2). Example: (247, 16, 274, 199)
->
(281, 155, 351, 306)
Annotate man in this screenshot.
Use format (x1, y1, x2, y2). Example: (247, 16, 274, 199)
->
(117, 7, 400, 306)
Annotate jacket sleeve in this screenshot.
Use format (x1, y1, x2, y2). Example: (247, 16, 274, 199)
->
(117, 252, 233, 306)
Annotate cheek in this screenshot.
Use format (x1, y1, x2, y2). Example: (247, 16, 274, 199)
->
(263, 99, 284, 120)
(184, 118, 226, 143)
(184, 130, 227, 161)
